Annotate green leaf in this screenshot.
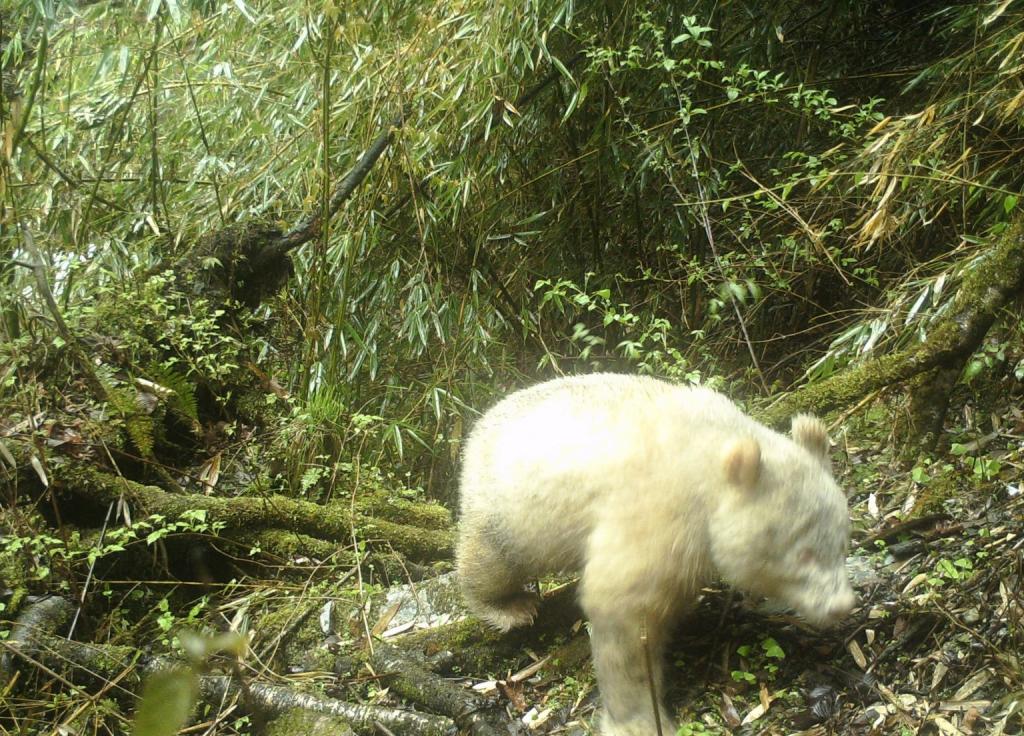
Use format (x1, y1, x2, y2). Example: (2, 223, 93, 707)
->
(132, 669, 198, 736)
(390, 424, 404, 461)
(762, 637, 785, 659)
(145, 529, 167, 545)
(962, 359, 985, 382)
(1003, 194, 1018, 214)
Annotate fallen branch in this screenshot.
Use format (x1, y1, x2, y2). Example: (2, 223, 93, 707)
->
(0, 596, 74, 683)
(200, 674, 455, 736)
(371, 644, 503, 736)
(271, 113, 405, 254)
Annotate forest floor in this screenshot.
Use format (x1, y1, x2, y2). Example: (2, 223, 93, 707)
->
(378, 429, 1024, 736)
(3, 405, 1023, 736)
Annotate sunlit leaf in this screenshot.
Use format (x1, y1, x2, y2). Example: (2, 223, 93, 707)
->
(132, 669, 198, 736)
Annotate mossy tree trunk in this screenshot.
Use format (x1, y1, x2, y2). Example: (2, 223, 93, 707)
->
(759, 221, 1024, 446)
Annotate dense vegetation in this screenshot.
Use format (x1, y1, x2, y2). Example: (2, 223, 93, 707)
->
(2, 1, 1023, 734)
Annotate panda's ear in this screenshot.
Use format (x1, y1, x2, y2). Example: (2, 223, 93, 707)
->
(723, 437, 761, 491)
(791, 414, 829, 461)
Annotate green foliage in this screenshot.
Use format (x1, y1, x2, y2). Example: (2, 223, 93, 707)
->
(676, 721, 710, 736)
(5, 0, 1024, 483)
(98, 370, 157, 457)
(733, 637, 786, 683)
(132, 631, 245, 736)
(145, 364, 200, 425)
(0, 511, 225, 588)
(932, 556, 974, 585)
(534, 275, 704, 381)
(132, 669, 198, 736)
(950, 443, 1003, 481)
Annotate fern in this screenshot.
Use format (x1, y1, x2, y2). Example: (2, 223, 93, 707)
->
(109, 385, 156, 457)
(125, 412, 156, 457)
(96, 365, 157, 457)
(146, 364, 200, 425)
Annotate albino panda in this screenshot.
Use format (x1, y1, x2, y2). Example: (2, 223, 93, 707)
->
(456, 373, 854, 736)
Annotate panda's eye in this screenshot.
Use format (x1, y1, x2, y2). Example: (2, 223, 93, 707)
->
(797, 548, 816, 566)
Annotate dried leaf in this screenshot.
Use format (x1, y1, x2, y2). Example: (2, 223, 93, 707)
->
(953, 670, 991, 701)
(847, 639, 868, 669)
(720, 692, 741, 728)
(983, 0, 1014, 25)
(0, 439, 15, 468)
(30, 454, 48, 487)
(741, 702, 766, 725)
(198, 452, 222, 494)
(498, 679, 528, 713)
(371, 600, 403, 638)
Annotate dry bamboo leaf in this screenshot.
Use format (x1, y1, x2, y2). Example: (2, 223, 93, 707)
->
(1001, 88, 1024, 120)
(370, 599, 403, 638)
(903, 572, 930, 594)
(953, 670, 992, 701)
(865, 130, 894, 155)
(0, 439, 15, 468)
(740, 702, 766, 725)
(520, 706, 552, 729)
(983, 0, 1014, 25)
(939, 700, 991, 713)
(848, 639, 868, 669)
(867, 116, 892, 136)
(199, 452, 222, 494)
(931, 715, 965, 735)
(720, 692, 741, 728)
(931, 661, 949, 691)
(30, 454, 49, 487)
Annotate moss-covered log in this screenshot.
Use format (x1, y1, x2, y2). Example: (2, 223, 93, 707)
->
(760, 220, 1024, 428)
(59, 466, 454, 561)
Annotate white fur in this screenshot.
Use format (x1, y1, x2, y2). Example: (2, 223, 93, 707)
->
(456, 374, 854, 735)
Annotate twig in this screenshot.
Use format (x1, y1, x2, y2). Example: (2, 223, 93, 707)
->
(18, 224, 109, 401)
(11, 29, 48, 151)
(640, 619, 664, 736)
(671, 132, 770, 394)
(737, 164, 850, 285)
(274, 112, 405, 253)
(67, 501, 116, 640)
